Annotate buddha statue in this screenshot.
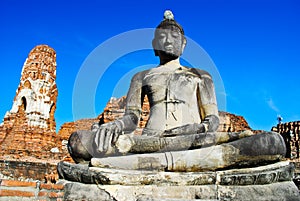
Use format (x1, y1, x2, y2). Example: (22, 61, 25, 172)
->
(66, 10, 286, 172)
(58, 11, 299, 201)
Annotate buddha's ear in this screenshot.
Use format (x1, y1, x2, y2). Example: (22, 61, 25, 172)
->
(181, 37, 187, 55)
(152, 39, 159, 56)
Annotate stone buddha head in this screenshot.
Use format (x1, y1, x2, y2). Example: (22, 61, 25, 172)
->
(152, 10, 187, 61)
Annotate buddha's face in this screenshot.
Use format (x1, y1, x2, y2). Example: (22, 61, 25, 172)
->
(153, 26, 186, 59)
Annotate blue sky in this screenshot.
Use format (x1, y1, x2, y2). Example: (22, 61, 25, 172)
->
(0, 0, 299, 132)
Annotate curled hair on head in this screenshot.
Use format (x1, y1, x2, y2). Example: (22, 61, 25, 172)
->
(156, 20, 184, 35)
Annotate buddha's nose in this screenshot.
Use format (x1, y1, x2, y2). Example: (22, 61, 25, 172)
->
(166, 34, 172, 43)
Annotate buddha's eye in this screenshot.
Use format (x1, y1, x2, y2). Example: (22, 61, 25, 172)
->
(158, 33, 166, 39)
(171, 32, 180, 38)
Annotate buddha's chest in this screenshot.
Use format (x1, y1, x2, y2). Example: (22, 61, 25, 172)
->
(143, 70, 201, 101)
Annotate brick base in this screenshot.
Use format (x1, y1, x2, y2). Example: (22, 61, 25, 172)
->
(0, 179, 64, 201)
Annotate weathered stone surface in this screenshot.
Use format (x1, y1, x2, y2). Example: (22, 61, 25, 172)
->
(90, 132, 285, 171)
(58, 160, 111, 185)
(116, 131, 255, 154)
(116, 132, 216, 154)
(102, 181, 299, 201)
(58, 179, 300, 201)
(56, 161, 300, 201)
(62, 181, 116, 201)
(0, 45, 62, 160)
(217, 181, 300, 201)
(100, 185, 218, 201)
(58, 161, 294, 186)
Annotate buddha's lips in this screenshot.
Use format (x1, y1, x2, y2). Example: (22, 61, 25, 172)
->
(164, 45, 173, 50)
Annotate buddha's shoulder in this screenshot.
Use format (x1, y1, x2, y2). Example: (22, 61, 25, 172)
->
(185, 67, 212, 79)
(131, 69, 151, 80)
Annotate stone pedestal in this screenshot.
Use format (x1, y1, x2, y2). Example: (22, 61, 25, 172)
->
(58, 161, 300, 200)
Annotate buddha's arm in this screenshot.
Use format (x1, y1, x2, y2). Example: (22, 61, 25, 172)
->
(118, 72, 144, 133)
(198, 72, 220, 132)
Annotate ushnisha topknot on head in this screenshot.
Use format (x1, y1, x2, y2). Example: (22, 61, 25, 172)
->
(156, 10, 184, 35)
(163, 10, 174, 20)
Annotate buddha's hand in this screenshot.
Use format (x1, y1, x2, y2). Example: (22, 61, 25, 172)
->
(163, 123, 207, 136)
(94, 121, 123, 153)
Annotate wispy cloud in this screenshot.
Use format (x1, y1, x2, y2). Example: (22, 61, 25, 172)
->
(266, 98, 280, 113)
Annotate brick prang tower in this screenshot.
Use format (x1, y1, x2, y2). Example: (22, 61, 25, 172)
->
(0, 45, 60, 159)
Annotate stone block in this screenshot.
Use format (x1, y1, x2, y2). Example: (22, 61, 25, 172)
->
(217, 181, 300, 201)
(58, 161, 300, 200)
(63, 181, 116, 201)
(60, 180, 300, 201)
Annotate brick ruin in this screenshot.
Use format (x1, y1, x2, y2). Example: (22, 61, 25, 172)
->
(272, 121, 300, 159)
(0, 179, 64, 200)
(0, 45, 62, 160)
